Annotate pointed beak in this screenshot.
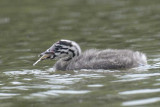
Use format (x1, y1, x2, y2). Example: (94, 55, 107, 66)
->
(39, 53, 51, 60)
(33, 50, 55, 66)
(39, 51, 55, 59)
(33, 54, 49, 66)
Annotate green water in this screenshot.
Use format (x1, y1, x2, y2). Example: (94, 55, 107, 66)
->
(0, 0, 160, 107)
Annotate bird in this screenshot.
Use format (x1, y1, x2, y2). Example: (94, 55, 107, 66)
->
(33, 39, 147, 71)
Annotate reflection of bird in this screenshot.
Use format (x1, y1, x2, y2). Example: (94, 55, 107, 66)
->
(37, 39, 147, 71)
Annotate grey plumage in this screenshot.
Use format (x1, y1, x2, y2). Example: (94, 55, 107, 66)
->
(55, 49, 147, 70)
(37, 39, 147, 71)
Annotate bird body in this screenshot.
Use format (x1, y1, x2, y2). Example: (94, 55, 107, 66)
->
(34, 39, 147, 71)
(55, 49, 147, 71)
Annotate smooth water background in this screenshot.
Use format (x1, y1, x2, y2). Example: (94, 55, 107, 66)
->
(0, 0, 160, 107)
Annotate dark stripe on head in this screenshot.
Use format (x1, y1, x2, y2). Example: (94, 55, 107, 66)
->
(56, 45, 62, 48)
(68, 49, 75, 57)
(61, 48, 69, 50)
(59, 41, 72, 47)
(60, 51, 68, 54)
(74, 46, 79, 56)
(55, 51, 61, 53)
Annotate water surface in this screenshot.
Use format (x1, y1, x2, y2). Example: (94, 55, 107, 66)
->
(0, 0, 160, 107)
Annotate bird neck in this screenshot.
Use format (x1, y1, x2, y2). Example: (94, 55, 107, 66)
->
(64, 57, 73, 61)
(64, 48, 82, 61)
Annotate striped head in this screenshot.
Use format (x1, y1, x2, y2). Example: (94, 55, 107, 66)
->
(40, 39, 81, 61)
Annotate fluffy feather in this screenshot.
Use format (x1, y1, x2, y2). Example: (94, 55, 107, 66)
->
(55, 49, 147, 71)
(36, 39, 147, 71)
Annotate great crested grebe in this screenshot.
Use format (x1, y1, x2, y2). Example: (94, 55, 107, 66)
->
(33, 39, 147, 71)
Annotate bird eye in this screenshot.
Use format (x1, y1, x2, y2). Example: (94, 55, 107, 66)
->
(55, 47, 59, 51)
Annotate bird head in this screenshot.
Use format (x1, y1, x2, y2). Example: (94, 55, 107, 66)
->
(39, 39, 81, 61)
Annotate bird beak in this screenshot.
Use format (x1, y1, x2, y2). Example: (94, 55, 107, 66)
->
(39, 53, 51, 60)
(33, 51, 55, 66)
(33, 54, 51, 66)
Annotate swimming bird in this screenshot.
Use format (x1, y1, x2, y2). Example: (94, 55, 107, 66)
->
(33, 39, 147, 71)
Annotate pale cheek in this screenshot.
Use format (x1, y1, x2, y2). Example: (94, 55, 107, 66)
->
(55, 53, 64, 58)
(60, 54, 67, 57)
(55, 53, 60, 56)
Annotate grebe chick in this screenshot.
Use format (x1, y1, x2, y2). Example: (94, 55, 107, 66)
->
(34, 39, 147, 71)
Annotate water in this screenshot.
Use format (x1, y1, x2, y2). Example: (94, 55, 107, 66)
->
(0, 0, 160, 106)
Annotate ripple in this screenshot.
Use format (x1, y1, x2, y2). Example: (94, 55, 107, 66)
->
(113, 73, 160, 82)
(119, 88, 160, 95)
(0, 93, 20, 99)
(80, 69, 120, 73)
(15, 42, 29, 46)
(121, 73, 160, 78)
(1, 85, 65, 91)
(151, 62, 160, 69)
(0, 17, 10, 24)
(122, 97, 160, 106)
(113, 77, 145, 82)
(1, 86, 29, 91)
(156, 79, 160, 81)
(59, 19, 77, 24)
(29, 90, 90, 97)
(36, 73, 82, 85)
(10, 81, 23, 85)
(17, 55, 35, 59)
(23, 78, 32, 81)
(153, 83, 160, 86)
(87, 84, 104, 88)
(150, 58, 160, 62)
(45, 77, 82, 85)
(4, 69, 48, 76)
(0, 83, 4, 85)
(58, 26, 72, 30)
(14, 49, 31, 52)
(75, 74, 105, 78)
(4, 69, 82, 86)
